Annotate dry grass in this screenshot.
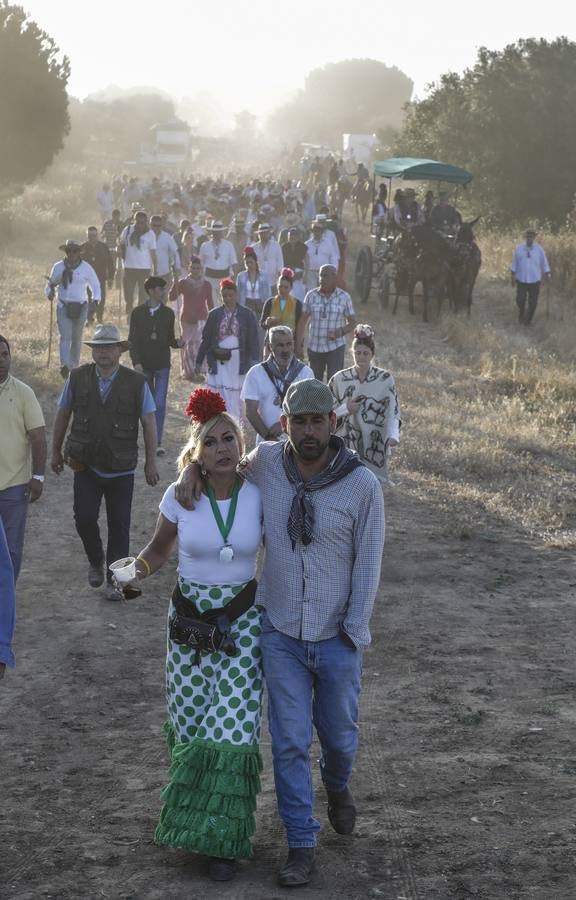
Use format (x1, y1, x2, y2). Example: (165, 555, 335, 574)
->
(347, 220, 576, 548)
(1, 189, 575, 547)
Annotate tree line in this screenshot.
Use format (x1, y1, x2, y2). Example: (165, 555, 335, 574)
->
(2, 3, 576, 228)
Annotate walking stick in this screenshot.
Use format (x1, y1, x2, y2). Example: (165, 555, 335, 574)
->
(545, 279, 551, 319)
(44, 276, 55, 368)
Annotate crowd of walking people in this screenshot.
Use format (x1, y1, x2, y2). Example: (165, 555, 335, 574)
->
(4, 162, 547, 889)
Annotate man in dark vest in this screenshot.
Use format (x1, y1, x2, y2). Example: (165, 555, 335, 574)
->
(51, 324, 160, 600)
(128, 276, 183, 457)
(81, 226, 115, 324)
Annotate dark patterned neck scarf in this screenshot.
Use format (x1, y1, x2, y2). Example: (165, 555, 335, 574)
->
(263, 354, 304, 401)
(129, 225, 145, 249)
(282, 435, 363, 547)
(61, 257, 82, 289)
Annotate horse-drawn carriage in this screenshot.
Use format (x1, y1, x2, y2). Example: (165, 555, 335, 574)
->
(354, 158, 480, 321)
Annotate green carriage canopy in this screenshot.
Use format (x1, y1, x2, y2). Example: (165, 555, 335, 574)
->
(373, 158, 473, 185)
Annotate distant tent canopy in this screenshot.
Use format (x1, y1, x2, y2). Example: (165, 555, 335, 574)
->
(373, 158, 473, 185)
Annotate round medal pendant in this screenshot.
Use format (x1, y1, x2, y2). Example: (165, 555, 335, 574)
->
(219, 544, 234, 563)
(150, 331, 157, 341)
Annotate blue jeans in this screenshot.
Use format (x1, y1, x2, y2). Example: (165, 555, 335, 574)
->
(56, 303, 89, 368)
(73, 469, 134, 583)
(0, 515, 16, 667)
(260, 612, 363, 847)
(0, 484, 29, 581)
(144, 367, 170, 444)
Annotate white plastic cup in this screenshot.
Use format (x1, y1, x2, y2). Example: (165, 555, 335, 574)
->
(109, 556, 137, 584)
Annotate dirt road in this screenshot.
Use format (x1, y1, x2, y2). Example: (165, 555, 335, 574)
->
(1, 280, 575, 899)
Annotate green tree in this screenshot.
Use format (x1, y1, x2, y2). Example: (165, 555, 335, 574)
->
(395, 38, 576, 226)
(0, 2, 70, 187)
(268, 59, 413, 146)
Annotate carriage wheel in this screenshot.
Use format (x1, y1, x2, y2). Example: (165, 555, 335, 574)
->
(355, 246, 373, 304)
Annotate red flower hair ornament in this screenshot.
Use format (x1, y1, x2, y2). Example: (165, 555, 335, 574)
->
(186, 388, 227, 422)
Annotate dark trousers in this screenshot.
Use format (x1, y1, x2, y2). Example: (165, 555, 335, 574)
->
(308, 345, 346, 382)
(88, 281, 107, 323)
(123, 269, 149, 317)
(73, 469, 134, 583)
(516, 281, 540, 324)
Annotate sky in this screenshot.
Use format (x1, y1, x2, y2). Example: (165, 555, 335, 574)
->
(21, 0, 576, 120)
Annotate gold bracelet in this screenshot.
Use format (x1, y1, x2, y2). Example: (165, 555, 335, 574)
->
(136, 556, 152, 578)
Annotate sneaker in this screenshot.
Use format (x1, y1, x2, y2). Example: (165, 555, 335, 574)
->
(208, 857, 237, 882)
(156, 446, 166, 457)
(88, 563, 104, 588)
(60, 365, 70, 380)
(105, 582, 123, 601)
(278, 848, 315, 887)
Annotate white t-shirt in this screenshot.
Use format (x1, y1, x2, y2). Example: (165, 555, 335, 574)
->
(241, 361, 314, 443)
(199, 238, 237, 273)
(121, 226, 157, 269)
(159, 480, 262, 584)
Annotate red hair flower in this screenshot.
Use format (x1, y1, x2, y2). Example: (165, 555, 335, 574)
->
(186, 388, 227, 422)
(219, 277, 236, 291)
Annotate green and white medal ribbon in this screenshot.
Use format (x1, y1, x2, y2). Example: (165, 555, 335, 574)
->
(206, 479, 240, 563)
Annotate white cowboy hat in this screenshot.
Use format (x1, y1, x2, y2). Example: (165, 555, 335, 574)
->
(83, 323, 129, 351)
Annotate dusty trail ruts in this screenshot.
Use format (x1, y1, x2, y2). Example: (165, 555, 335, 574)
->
(2, 291, 575, 899)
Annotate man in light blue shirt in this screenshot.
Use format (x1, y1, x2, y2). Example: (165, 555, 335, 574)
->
(510, 228, 551, 325)
(150, 215, 181, 290)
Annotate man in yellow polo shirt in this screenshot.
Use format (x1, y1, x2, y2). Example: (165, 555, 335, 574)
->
(0, 334, 46, 679)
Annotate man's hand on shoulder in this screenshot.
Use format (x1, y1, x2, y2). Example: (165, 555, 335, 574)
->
(174, 462, 203, 509)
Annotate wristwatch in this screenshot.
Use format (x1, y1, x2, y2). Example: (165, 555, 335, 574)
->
(32, 474, 45, 483)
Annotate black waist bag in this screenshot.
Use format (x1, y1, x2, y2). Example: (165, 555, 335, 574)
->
(64, 302, 84, 320)
(170, 579, 257, 664)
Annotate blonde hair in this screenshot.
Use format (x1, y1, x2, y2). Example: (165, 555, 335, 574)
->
(177, 412, 245, 472)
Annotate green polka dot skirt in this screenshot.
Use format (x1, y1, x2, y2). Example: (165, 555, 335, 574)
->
(154, 579, 263, 859)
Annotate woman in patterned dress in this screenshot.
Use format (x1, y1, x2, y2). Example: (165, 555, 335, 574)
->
(328, 324, 401, 484)
(115, 389, 263, 882)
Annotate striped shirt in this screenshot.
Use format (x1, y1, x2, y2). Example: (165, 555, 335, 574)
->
(244, 440, 384, 648)
(303, 287, 354, 352)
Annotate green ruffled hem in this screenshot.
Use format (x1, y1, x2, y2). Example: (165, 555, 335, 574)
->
(155, 724, 262, 858)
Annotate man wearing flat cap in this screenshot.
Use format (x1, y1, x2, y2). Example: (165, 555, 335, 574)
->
(128, 276, 184, 456)
(175, 377, 384, 886)
(51, 323, 159, 601)
(510, 227, 551, 324)
(45, 240, 102, 379)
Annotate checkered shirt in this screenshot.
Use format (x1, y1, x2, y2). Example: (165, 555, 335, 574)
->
(244, 441, 384, 648)
(303, 287, 355, 352)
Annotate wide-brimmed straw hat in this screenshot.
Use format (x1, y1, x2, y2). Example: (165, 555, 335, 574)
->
(83, 323, 129, 351)
(207, 220, 227, 232)
(59, 240, 82, 253)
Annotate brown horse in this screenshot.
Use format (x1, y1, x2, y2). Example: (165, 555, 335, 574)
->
(448, 219, 482, 315)
(392, 225, 452, 322)
(352, 178, 372, 223)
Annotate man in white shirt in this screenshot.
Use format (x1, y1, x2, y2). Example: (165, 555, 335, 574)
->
(46, 240, 102, 378)
(250, 223, 284, 285)
(118, 210, 157, 320)
(241, 326, 314, 442)
(150, 214, 181, 291)
(304, 222, 340, 291)
(510, 227, 551, 325)
(96, 183, 114, 223)
(198, 221, 238, 301)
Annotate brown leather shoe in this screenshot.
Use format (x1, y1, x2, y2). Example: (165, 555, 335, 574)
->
(326, 786, 357, 834)
(278, 848, 315, 887)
